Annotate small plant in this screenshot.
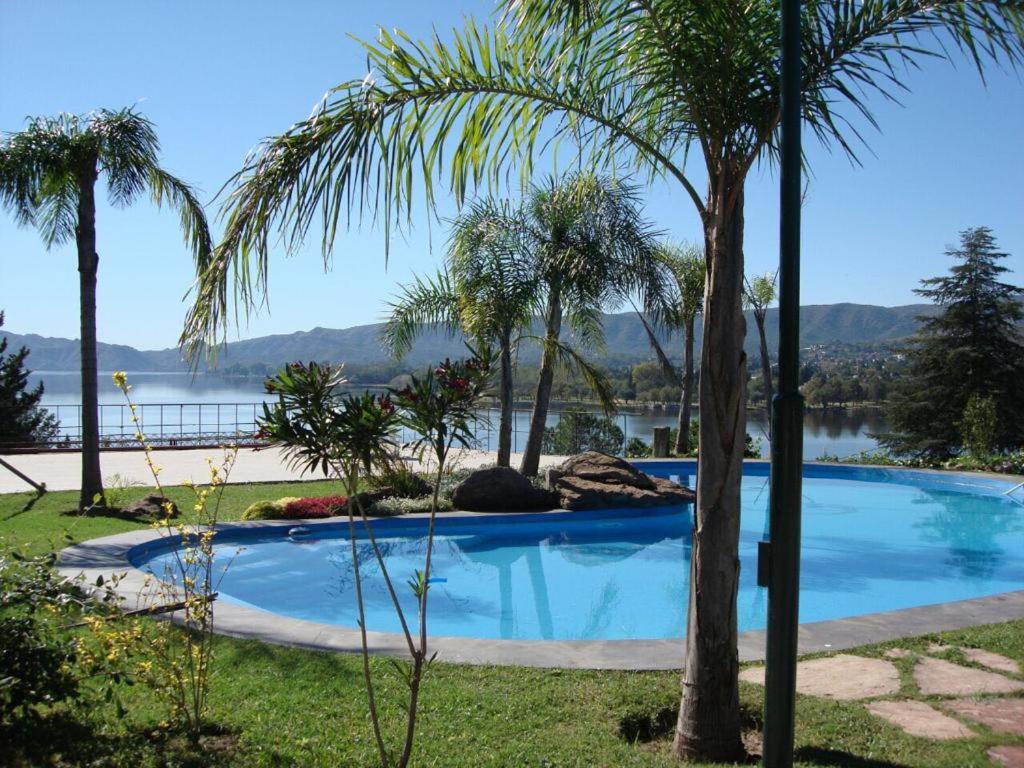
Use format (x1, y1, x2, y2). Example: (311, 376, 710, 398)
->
(960, 393, 998, 459)
(0, 543, 128, 723)
(112, 371, 237, 746)
(102, 473, 144, 509)
(258, 348, 493, 768)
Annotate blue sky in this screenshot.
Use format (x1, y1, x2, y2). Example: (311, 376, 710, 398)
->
(1, 0, 1021, 350)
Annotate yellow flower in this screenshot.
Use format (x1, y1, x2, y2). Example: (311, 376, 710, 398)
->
(112, 371, 128, 390)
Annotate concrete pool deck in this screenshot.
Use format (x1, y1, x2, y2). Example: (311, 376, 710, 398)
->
(57, 503, 1024, 671)
(0, 446, 567, 494)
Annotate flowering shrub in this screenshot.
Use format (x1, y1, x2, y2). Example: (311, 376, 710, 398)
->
(283, 496, 348, 519)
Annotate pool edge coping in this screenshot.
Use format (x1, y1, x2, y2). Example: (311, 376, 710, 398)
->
(57, 462, 1024, 671)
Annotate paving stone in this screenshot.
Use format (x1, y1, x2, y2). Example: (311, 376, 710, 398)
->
(740, 654, 899, 700)
(961, 648, 1022, 676)
(866, 700, 975, 740)
(988, 746, 1024, 768)
(914, 656, 1024, 696)
(928, 643, 953, 654)
(945, 698, 1024, 737)
(884, 648, 914, 660)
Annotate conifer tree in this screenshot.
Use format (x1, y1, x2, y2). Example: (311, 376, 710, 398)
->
(0, 312, 60, 448)
(884, 228, 1024, 458)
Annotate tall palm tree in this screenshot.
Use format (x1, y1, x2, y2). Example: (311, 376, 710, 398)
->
(516, 174, 661, 476)
(654, 244, 705, 455)
(745, 271, 778, 436)
(182, 3, 1024, 760)
(383, 198, 539, 467)
(0, 109, 212, 509)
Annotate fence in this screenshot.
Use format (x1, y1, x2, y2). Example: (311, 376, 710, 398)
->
(5, 402, 668, 456)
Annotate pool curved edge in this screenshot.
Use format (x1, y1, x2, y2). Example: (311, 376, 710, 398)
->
(57, 465, 1024, 671)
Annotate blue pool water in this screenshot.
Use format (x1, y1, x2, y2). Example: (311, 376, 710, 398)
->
(132, 462, 1024, 641)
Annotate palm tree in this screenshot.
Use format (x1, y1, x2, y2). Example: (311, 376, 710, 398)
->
(181, 3, 1024, 760)
(745, 271, 778, 436)
(0, 109, 212, 510)
(383, 199, 539, 467)
(516, 174, 661, 476)
(655, 244, 705, 455)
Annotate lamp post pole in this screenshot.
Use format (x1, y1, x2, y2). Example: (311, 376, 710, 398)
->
(761, 0, 805, 766)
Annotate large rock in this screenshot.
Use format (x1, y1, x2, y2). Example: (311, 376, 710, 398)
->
(119, 494, 179, 520)
(546, 452, 695, 511)
(451, 467, 558, 512)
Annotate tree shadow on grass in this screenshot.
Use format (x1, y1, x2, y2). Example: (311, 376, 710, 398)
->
(0, 711, 258, 768)
(795, 747, 913, 768)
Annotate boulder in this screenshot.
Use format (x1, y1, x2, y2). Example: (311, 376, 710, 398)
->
(452, 467, 558, 512)
(547, 452, 695, 511)
(120, 493, 179, 520)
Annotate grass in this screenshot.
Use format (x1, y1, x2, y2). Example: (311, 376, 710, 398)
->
(2, 481, 1023, 767)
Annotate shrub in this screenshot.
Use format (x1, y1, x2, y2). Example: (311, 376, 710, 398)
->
(282, 496, 348, 519)
(367, 496, 454, 517)
(0, 615, 79, 722)
(960, 393, 998, 458)
(542, 409, 625, 456)
(242, 499, 287, 520)
(625, 437, 652, 458)
(368, 462, 432, 498)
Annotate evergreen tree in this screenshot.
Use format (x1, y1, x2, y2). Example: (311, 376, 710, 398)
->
(883, 228, 1024, 458)
(0, 312, 60, 448)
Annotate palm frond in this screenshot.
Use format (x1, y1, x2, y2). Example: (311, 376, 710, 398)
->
(381, 271, 461, 359)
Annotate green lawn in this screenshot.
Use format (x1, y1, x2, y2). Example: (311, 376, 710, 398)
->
(2, 482, 1022, 767)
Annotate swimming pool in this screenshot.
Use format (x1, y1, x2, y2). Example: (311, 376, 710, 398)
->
(131, 462, 1024, 643)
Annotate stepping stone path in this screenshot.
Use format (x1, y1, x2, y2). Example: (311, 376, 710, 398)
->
(914, 656, 1024, 696)
(945, 698, 1024, 737)
(988, 746, 1024, 768)
(743, 643, 1024, 753)
(740, 654, 899, 700)
(866, 700, 974, 740)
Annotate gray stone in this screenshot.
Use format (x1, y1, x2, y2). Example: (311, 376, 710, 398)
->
(546, 452, 695, 511)
(961, 648, 1022, 675)
(946, 698, 1024, 737)
(119, 493, 179, 519)
(914, 656, 1024, 696)
(451, 467, 557, 512)
(867, 700, 974, 740)
(740, 654, 899, 700)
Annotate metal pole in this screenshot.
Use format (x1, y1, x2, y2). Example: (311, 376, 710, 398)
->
(762, 0, 804, 765)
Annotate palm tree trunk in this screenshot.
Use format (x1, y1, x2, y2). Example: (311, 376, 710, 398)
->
(673, 175, 747, 763)
(674, 315, 696, 454)
(496, 332, 514, 467)
(76, 162, 104, 510)
(519, 290, 561, 476)
(756, 311, 773, 437)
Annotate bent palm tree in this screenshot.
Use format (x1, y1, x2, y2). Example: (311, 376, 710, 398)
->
(517, 174, 661, 476)
(183, 2, 1024, 759)
(383, 199, 539, 467)
(0, 109, 212, 509)
(745, 271, 778, 436)
(653, 244, 705, 455)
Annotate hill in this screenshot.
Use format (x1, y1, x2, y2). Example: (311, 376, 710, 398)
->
(3, 302, 937, 374)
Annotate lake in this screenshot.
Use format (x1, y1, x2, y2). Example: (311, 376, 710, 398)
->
(30, 371, 887, 459)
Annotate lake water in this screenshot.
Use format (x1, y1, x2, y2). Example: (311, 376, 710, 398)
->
(30, 371, 887, 458)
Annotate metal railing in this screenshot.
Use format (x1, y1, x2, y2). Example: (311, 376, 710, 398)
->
(5, 401, 660, 456)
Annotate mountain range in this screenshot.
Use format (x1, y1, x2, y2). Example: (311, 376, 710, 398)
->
(4, 302, 936, 374)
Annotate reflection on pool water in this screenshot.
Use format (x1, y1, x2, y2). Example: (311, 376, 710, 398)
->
(132, 462, 1024, 642)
